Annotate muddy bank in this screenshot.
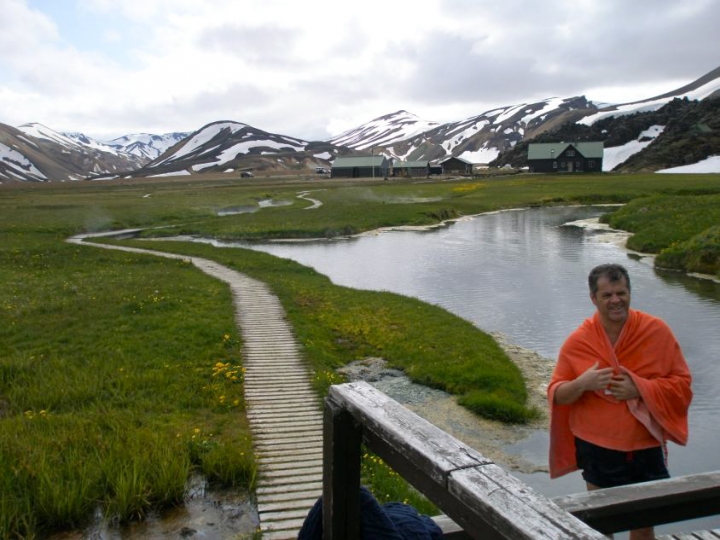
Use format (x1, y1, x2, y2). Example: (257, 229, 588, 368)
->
(48, 476, 258, 540)
(337, 331, 554, 474)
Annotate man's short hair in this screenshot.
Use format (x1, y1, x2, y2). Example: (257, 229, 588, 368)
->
(588, 264, 631, 295)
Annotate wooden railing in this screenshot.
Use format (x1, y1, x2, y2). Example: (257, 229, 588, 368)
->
(322, 381, 720, 539)
(553, 471, 720, 535)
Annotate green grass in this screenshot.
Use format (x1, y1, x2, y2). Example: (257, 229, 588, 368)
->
(2, 172, 720, 536)
(0, 232, 254, 537)
(601, 193, 720, 277)
(116, 238, 536, 423)
(361, 450, 438, 516)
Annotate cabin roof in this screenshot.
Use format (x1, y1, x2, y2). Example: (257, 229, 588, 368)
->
(394, 160, 429, 168)
(528, 142, 604, 159)
(332, 156, 387, 167)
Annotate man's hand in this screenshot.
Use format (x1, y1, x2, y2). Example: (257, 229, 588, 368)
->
(608, 372, 640, 401)
(554, 362, 614, 405)
(576, 361, 614, 392)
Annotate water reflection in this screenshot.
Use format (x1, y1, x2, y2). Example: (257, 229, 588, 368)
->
(216, 198, 293, 216)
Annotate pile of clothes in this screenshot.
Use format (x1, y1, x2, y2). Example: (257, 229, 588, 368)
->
(298, 486, 443, 540)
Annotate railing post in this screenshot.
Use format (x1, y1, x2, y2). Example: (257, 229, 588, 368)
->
(323, 394, 363, 540)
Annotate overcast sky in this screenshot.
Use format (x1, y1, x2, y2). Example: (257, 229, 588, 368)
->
(1, 0, 719, 141)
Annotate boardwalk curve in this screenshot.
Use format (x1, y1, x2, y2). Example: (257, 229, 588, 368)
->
(69, 235, 322, 539)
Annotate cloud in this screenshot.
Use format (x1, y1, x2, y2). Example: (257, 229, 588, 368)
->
(197, 24, 301, 67)
(1, 0, 718, 140)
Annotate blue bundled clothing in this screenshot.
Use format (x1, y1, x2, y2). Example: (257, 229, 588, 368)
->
(298, 486, 443, 540)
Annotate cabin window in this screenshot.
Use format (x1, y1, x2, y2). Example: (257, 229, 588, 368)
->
(566, 150, 575, 157)
(560, 161, 566, 168)
(588, 161, 595, 169)
(553, 161, 558, 169)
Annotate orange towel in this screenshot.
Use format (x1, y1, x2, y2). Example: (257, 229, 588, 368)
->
(548, 309, 692, 479)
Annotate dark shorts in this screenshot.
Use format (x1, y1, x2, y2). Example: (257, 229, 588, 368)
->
(575, 437, 669, 489)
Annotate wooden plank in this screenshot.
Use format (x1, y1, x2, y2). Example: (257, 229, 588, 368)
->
(256, 444, 323, 458)
(259, 454, 322, 466)
(252, 420, 323, 432)
(253, 434, 323, 446)
(431, 515, 474, 539)
(450, 464, 605, 539)
(244, 389, 316, 398)
(257, 458, 321, 471)
(261, 530, 303, 540)
(259, 517, 312, 538)
(258, 488, 322, 504)
(248, 401, 319, 411)
(258, 497, 321, 514)
(244, 379, 313, 387)
(554, 472, 720, 534)
(260, 465, 322, 479)
(248, 411, 323, 422)
(259, 473, 323, 487)
(257, 481, 323, 496)
(244, 370, 309, 377)
(253, 438, 323, 451)
(323, 394, 362, 540)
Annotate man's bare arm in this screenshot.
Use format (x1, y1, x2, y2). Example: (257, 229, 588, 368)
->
(554, 362, 614, 405)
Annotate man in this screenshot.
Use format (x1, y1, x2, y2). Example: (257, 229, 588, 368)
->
(548, 264, 692, 540)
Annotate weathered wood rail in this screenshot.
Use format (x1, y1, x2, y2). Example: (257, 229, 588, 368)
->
(324, 381, 720, 539)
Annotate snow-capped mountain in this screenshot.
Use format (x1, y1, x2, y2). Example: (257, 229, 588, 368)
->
(2, 64, 719, 182)
(23, 124, 120, 155)
(0, 123, 146, 182)
(361, 96, 597, 164)
(328, 110, 440, 151)
(339, 65, 720, 166)
(138, 120, 348, 177)
(104, 132, 192, 160)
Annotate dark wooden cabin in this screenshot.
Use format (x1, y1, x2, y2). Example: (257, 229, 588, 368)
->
(331, 156, 389, 178)
(393, 160, 430, 178)
(527, 142, 604, 173)
(440, 156, 473, 174)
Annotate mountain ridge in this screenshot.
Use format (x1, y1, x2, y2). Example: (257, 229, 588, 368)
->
(2, 64, 719, 182)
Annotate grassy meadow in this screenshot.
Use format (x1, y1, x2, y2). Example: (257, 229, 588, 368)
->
(1, 171, 719, 536)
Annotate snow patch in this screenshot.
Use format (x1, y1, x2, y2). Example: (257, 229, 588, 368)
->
(459, 147, 499, 164)
(656, 155, 720, 174)
(149, 170, 192, 177)
(603, 125, 664, 171)
(0, 142, 47, 180)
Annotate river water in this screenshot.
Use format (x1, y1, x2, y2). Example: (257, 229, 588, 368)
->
(206, 205, 720, 535)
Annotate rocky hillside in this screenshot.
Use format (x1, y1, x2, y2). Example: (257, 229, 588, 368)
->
(0, 123, 146, 182)
(490, 96, 720, 172)
(350, 97, 598, 164)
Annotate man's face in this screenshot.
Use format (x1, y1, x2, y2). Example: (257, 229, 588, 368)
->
(590, 276, 631, 327)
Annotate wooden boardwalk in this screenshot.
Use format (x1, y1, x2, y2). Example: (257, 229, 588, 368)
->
(69, 237, 323, 540)
(220, 265, 322, 539)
